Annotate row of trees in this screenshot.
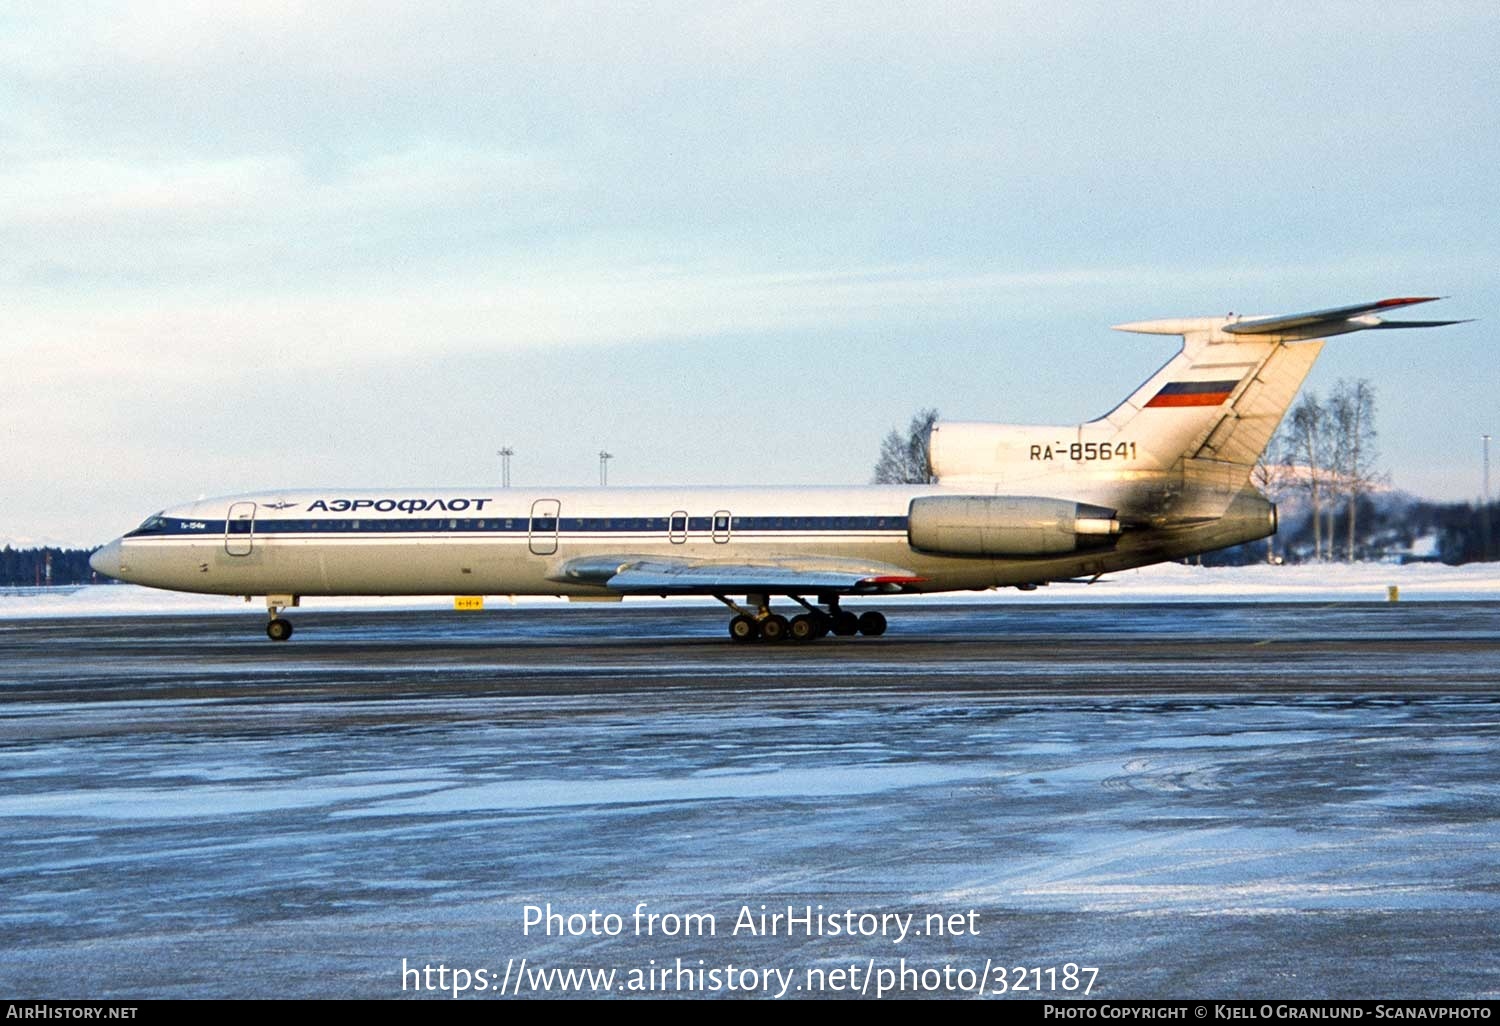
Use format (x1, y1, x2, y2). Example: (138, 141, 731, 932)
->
(1205, 495, 1497, 567)
(0, 547, 98, 587)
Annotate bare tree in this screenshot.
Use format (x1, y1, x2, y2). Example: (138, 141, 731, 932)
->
(1252, 437, 1299, 563)
(1276, 381, 1383, 562)
(1329, 378, 1381, 561)
(873, 408, 939, 484)
(1284, 392, 1331, 560)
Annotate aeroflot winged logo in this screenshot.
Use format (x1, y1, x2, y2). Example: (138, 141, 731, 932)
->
(306, 497, 495, 513)
(264, 501, 299, 510)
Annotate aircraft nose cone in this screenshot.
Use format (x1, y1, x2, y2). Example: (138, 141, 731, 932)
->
(90, 539, 123, 579)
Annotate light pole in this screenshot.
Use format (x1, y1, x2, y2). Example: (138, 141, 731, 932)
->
(1484, 434, 1491, 504)
(497, 447, 514, 488)
(599, 450, 613, 487)
(1484, 434, 1492, 561)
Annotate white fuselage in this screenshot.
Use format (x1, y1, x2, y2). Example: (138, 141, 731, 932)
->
(91, 482, 1227, 600)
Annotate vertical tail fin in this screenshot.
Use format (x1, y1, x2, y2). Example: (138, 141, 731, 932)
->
(1101, 316, 1309, 472)
(1105, 297, 1460, 519)
(928, 297, 1462, 520)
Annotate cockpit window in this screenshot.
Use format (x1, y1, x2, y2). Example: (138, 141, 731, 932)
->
(132, 512, 170, 534)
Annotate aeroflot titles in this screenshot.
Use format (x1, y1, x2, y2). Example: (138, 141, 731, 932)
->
(305, 497, 495, 513)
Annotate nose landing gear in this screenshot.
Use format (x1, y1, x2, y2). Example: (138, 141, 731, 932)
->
(264, 595, 299, 642)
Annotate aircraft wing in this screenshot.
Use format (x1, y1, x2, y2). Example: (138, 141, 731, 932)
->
(550, 554, 927, 595)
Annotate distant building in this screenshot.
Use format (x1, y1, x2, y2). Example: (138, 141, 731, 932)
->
(1387, 533, 1443, 565)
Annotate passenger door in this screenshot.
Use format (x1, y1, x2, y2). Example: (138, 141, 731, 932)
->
(225, 501, 256, 556)
(529, 499, 561, 555)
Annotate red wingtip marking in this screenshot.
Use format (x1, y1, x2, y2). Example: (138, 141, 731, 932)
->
(1375, 296, 1439, 308)
(864, 575, 927, 585)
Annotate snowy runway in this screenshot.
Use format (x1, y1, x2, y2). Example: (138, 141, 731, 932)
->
(1, 602, 1498, 998)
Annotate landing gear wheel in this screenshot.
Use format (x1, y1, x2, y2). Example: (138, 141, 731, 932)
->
(266, 618, 294, 642)
(760, 614, 790, 642)
(857, 610, 887, 637)
(729, 614, 760, 642)
(831, 611, 860, 637)
(789, 614, 818, 642)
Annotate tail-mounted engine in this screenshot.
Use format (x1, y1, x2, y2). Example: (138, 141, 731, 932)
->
(908, 495, 1121, 557)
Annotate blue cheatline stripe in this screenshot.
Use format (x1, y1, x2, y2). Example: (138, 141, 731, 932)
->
(127, 515, 912, 539)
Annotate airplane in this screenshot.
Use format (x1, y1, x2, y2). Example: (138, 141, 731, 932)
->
(89, 296, 1463, 642)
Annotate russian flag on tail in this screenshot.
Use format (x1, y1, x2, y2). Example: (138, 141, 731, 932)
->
(1144, 379, 1240, 408)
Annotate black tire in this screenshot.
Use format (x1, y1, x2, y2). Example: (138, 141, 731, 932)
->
(789, 614, 817, 641)
(857, 610, 887, 637)
(760, 614, 790, 642)
(832, 611, 860, 637)
(266, 618, 294, 642)
(729, 614, 760, 642)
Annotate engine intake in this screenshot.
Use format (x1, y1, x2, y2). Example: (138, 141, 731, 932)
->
(908, 495, 1121, 557)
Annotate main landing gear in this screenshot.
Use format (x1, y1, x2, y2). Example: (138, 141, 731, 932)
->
(717, 594, 887, 643)
(264, 594, 299, 642)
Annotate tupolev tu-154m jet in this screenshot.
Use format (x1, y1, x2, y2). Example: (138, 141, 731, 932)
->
(91, 297, 1463, 642)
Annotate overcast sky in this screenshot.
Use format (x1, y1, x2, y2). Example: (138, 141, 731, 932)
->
(3, 2, 1496, 546)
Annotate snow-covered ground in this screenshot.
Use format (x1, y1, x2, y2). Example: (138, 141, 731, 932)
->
(1, 561, 1496, 619)
(5, 609, 1498, 998)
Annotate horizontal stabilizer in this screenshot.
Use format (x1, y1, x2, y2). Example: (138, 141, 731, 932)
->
(1223, 297, 1463, 337)
(1113, 296, 1467, 342)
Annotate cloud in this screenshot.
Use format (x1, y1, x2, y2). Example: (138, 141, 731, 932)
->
(1, 3, 1495, 544)
(7, 256, 1384, 392)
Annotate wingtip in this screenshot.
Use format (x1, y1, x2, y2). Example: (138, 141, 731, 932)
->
(1374, 296, 1443, 309)
(1370, 317, 1474, 330)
